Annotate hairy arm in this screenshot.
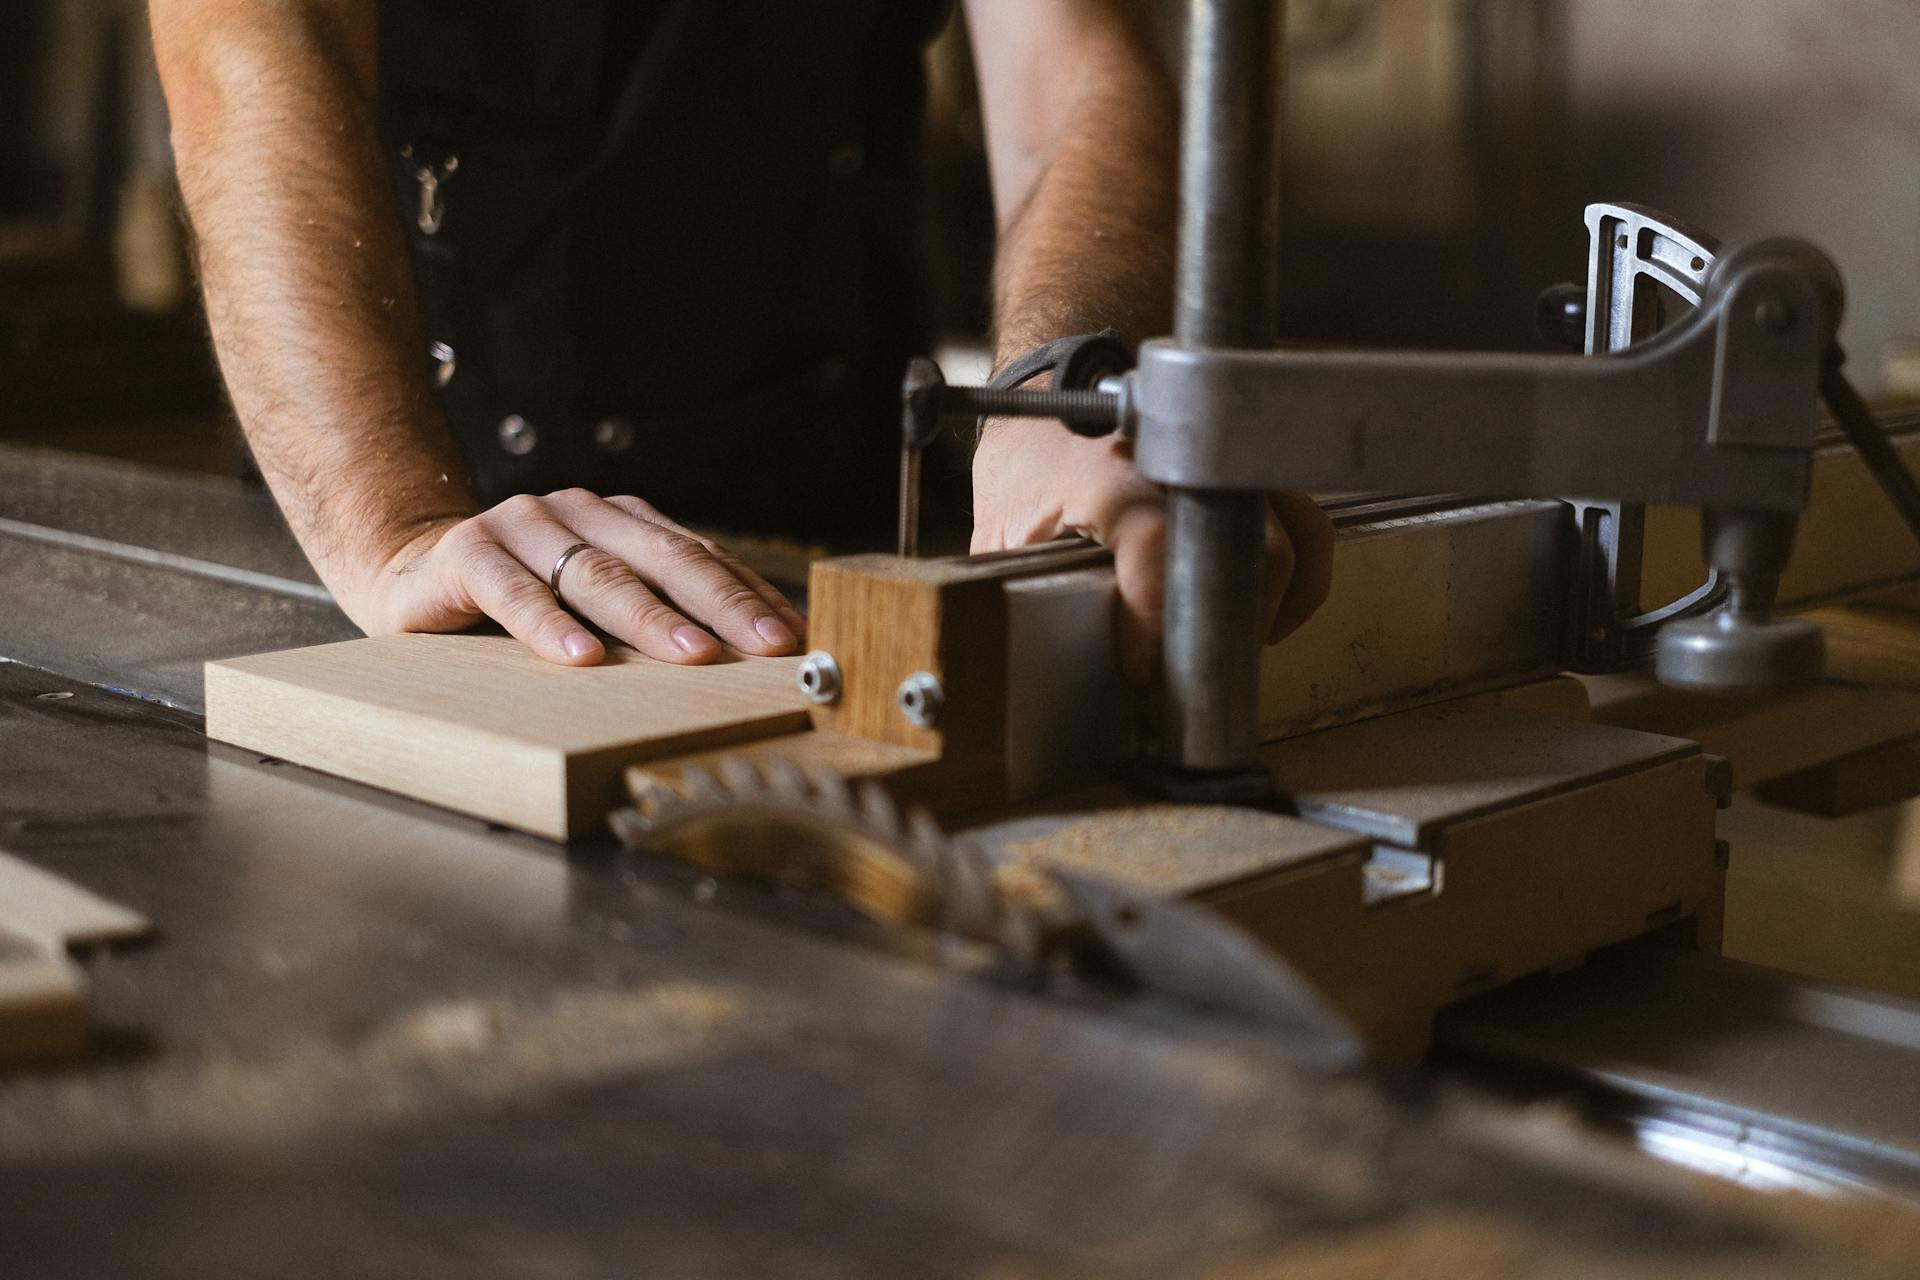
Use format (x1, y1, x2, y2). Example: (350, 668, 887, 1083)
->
(153, 0, 469, 602)
(151, 0, 804, 665)
(964, 0, 1331, 677)
(966, 0, 1177, 362)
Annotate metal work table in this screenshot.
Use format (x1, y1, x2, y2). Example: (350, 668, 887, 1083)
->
(0, 446, 1888, 1277)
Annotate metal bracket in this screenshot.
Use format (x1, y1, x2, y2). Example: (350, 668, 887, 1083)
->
(1567, 203, 1723, 670)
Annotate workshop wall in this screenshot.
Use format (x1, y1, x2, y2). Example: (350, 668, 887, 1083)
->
(1278, 0, 1920, 396)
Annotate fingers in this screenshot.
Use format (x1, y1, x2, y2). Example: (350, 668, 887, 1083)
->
(1260, 505, 1298, 640)
(438, 523, 607, 666)
(578, 496, 800, 656)
(480, 495, 723, 665)
(1266, 492, 1335, 642)
(1103, 500, 1168, 685)
(603, 496, 806, 643)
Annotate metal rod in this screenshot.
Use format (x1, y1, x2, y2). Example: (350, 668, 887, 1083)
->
(1160, 0, 1281, 775)
(947, 387, 1119, 430)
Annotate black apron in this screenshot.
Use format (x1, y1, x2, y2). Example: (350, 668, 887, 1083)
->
(377, 1, 950, 547)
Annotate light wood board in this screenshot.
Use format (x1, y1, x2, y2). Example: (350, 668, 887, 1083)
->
(205, 633, 811, 840)
(0, 849, 152, 1061)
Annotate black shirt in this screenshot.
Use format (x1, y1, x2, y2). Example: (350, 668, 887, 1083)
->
(377, 1, 952, 545)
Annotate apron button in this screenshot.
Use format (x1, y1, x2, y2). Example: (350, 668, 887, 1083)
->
(497, 414, 537, 456)
(593, 417, 636, 454)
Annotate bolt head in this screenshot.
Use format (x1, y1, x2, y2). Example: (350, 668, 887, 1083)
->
(798, 651, 842, 705)
(895, 671, 944, 728)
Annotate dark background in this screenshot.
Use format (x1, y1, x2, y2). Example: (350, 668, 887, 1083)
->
(1, 0, 1914, 480)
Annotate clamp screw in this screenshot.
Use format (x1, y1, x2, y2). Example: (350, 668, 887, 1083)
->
(1755, 297, 1796, 334)
(896, 672, 944, 728)
(798, 652, 843, 705)
(901, 357, 1121, 446)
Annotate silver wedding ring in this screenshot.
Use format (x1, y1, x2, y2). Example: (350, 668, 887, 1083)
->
(549, 541, 595, 602)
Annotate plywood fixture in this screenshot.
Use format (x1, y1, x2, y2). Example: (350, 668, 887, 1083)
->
(205, 633, 811, 840)
(803, 544, 1125, 811)
(968, 707, 1721, 1061)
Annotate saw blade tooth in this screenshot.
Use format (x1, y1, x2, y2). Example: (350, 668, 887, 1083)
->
(811, 769, 856, 817)
(906, 807, 946, 857)
(717, 757, 764, 799)
(762, 757, 810, 801)
(679, 767, 727, 805)
(856, 782, 903, 841)
(629, 780, 679, 822)
(608, 806, 651, 846)
(941, 840, 1002, 936)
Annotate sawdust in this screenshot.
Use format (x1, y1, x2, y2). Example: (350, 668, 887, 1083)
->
(1000, 805, 1285, 894)
(1192, 1210, 1811, 1280)
(1695, 1182, 1920, 1278)
(0, 981, 770, 1158)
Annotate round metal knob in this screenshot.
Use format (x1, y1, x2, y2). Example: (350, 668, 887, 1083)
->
(1655, 612, 1823, 690)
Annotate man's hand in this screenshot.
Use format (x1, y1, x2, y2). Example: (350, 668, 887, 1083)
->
(961, 0, 1333, 676)
(347, 491, 806, 667)
(972, 421, 1333, 681)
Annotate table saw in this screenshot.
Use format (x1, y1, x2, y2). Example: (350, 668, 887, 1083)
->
(9, 0, 1920, 1273)
(5, 417, 1920, 1277)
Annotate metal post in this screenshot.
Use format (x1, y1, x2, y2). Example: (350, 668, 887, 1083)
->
(1159, 0, 1281, 782)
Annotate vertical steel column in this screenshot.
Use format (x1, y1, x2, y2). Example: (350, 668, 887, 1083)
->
(1160, 0, 1281, 778)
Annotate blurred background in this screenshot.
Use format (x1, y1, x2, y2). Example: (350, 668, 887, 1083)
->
(0, 0, 1915, 479)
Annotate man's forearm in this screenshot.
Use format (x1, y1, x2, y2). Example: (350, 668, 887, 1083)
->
(975, 8, 1178, 367)
(156, 3, 475, 608)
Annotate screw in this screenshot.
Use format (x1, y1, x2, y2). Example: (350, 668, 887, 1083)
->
(797, 652, 842, 705)
(901, 357, 1120, 447)
(896, 671, 945, 728)
(1755, 297, 1795, 334)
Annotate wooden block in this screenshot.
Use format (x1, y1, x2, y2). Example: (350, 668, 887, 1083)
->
(803, 544, 1124, 811)
(1754, 733, 1920, 817)
(1223, 715, 1722, 1060)
(1256, 500, 1568, 738)
(967, 708, 1722, 1063)
(0, 851, 148, 1063)
(206, 633, 811, 840)
(1582, 672, 1920, 787)
(0, 848, 151, 954)
(0, 929, 88, 1062)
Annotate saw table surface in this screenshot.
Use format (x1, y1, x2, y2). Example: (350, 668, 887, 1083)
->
(0, 446, 1909, 1278)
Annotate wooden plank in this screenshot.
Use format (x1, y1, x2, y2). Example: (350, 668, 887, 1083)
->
(0, 848, 151, 954)
(0, 851, 148, 1062)
(206, 634, 811, 840)
(0, 929, 88, 1062)
(1583, 673, 1920, 788)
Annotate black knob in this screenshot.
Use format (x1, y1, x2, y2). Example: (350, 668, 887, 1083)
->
(1535, 282, 1588, 352)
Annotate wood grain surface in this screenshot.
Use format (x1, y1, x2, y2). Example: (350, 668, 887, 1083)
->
(206, 634, 810, 839)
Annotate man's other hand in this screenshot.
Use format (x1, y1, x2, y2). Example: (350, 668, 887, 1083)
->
(345, 490, 807, 666)
(971, 421, 1334, 682)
